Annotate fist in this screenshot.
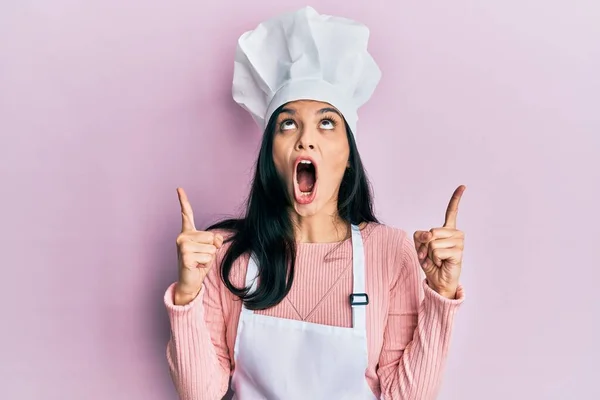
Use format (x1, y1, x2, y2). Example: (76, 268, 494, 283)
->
(174, 188, 223, 305)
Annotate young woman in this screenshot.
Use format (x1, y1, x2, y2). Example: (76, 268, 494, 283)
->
(164, 6, 466, 400)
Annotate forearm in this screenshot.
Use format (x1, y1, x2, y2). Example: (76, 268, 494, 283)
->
(165, 283, 230, 400)
(379, 281, 464, 400)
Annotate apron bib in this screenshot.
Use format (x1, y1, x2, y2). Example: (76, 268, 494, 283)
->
(231, 224, 377, 399)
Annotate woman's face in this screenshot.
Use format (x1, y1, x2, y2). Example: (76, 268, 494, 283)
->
(272, 100, 350, 218)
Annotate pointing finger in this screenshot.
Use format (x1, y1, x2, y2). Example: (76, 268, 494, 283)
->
(444, 185, 466, 229)
(177, 187, 196, 232)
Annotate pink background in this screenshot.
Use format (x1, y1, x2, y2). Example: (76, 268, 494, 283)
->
(1, 1, 599, 399)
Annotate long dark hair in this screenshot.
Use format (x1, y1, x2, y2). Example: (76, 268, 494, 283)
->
(207, 104, 378, 310)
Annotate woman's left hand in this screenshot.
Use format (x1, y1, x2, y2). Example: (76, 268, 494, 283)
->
(413, 185, 466, 299)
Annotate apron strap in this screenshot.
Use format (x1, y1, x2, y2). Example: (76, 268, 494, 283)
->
(350, 224, 367, 334)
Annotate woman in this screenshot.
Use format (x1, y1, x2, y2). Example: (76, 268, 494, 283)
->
(165, 6, 466, 400)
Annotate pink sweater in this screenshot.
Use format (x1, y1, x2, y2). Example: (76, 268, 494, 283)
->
(164, 223, 464, 400)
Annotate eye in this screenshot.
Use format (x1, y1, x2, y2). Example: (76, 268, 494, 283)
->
(280, 119, 297, 131)
(319, 117, 336, 130)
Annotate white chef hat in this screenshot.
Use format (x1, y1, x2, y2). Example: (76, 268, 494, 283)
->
(231, 6, 381, 136)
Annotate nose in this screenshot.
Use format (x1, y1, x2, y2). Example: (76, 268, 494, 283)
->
(295, 128, 315, 151)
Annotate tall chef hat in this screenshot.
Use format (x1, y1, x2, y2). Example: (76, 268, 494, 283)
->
(231, 6, 381, 135)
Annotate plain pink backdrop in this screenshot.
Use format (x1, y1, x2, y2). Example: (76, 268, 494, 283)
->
(1, 1, 599, 399)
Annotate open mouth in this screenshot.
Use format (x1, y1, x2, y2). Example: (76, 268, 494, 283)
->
(294, 158, 317, 205)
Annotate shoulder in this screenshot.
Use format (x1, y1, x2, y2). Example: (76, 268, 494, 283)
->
(360, 221, 411, 247)
(361, 222, 417, 283)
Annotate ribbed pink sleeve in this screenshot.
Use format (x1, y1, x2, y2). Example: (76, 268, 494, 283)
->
(377, 234, 464, 400)
(164, 258, 232, 400)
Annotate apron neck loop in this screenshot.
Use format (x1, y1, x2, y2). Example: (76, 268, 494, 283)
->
(242, 224, 368, 335)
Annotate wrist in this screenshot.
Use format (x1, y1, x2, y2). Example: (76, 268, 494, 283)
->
(173, 283, 201, 306)
(426, 280, 458, 300)
(437, 290, 457, 300)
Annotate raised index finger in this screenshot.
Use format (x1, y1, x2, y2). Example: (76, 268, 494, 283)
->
(177, 187, 196, 232)
(443, 185, 466, 229)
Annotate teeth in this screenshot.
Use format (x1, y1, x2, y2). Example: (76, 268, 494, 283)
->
(300, 160, 312, 164)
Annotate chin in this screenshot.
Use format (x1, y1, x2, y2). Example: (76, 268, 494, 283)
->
(292, 201, 321, 217)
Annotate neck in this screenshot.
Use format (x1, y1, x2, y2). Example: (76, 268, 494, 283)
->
(290, 211, 349, 243)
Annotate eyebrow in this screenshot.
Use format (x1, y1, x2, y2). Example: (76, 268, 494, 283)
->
(279, 107, 342, 117)
(280, 108, 296, 115)
(317, 107, 342, 118)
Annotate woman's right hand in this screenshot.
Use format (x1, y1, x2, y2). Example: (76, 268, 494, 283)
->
(174, 187, 224, 305)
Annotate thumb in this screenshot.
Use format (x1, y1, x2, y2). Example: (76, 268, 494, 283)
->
(413, 230, 431, 248)
(214, 233, 224, 249)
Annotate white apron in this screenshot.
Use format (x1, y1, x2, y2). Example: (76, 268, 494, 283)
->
(230, 224, 377, 400)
